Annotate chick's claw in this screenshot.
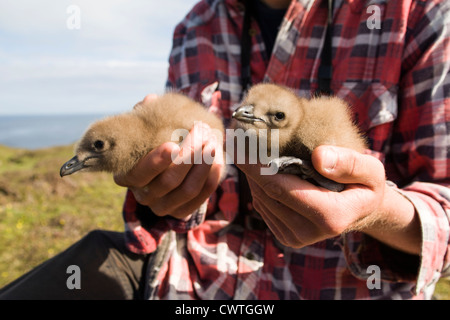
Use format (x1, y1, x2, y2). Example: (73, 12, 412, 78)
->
(269, 156, 345, 192)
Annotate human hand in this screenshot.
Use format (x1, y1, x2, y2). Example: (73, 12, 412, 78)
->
(114, 94, 224, 220)
(237, 145, 389, 248)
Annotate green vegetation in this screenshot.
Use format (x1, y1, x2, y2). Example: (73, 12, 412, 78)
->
(0, 144, 124, 287)
(0, 144, 448, 298)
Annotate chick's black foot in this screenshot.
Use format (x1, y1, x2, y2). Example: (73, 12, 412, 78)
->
(268, 156, 345, 192)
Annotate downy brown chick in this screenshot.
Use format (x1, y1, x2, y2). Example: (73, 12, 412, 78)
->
(60, 92, 224, 177)
(232, 83, 367, 192)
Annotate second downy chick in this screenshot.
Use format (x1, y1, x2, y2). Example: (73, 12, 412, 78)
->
(60, 92, 225, 177)
(232, 83, 367, 192)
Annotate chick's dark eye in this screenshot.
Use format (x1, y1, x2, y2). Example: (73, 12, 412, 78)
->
(94, 140, 104, 150)
(275, 112, 285, 121)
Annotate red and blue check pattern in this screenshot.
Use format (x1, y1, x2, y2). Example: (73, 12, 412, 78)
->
(122, 0, 450, 299)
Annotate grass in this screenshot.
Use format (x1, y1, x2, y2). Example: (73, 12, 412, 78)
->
(0, 144, 124, 287)
(0, 144, 448, 299)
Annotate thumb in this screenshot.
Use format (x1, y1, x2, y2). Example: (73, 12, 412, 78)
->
(311, 145, 386, 189)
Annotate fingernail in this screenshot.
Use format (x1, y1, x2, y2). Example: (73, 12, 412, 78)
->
(323, 147, 338, 172)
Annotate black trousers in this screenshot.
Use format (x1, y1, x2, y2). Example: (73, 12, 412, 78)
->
(0, 230, 149, 300)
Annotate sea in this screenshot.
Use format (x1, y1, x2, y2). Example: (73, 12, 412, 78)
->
(0, 114, 111, 150)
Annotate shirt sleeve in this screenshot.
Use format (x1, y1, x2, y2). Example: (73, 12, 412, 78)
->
(343, 0, 450, 296)
(400, 182, 450, 293)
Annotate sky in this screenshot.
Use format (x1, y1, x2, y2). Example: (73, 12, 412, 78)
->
(0, 0, 200, 115)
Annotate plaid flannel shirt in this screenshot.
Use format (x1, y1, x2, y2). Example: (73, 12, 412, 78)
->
(122, 0, 450, 299)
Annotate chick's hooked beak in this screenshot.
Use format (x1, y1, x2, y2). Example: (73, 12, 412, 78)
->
(60, 155, 87, 177)
(232, 105, 265, 124)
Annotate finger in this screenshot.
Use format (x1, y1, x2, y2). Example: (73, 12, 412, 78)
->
(248, 175, 338, 236)
(250, 182, 320, 246)
(151, 144, 220, 217)
(252, 197, 290, 246)
(132, 123, 218, 208)
(171, 121, 212, 167)
(147, 122, 212, 199)
(160, 162, 222, 219)
(129, 185, 153, 207)
(311, 146, 386, 189)
(179, 121, 212, 156)
(242, 167, 349, 233)
(113, 142, 179, 188)
(143, 94, 158, 103)
(246, 171, 324, 222)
